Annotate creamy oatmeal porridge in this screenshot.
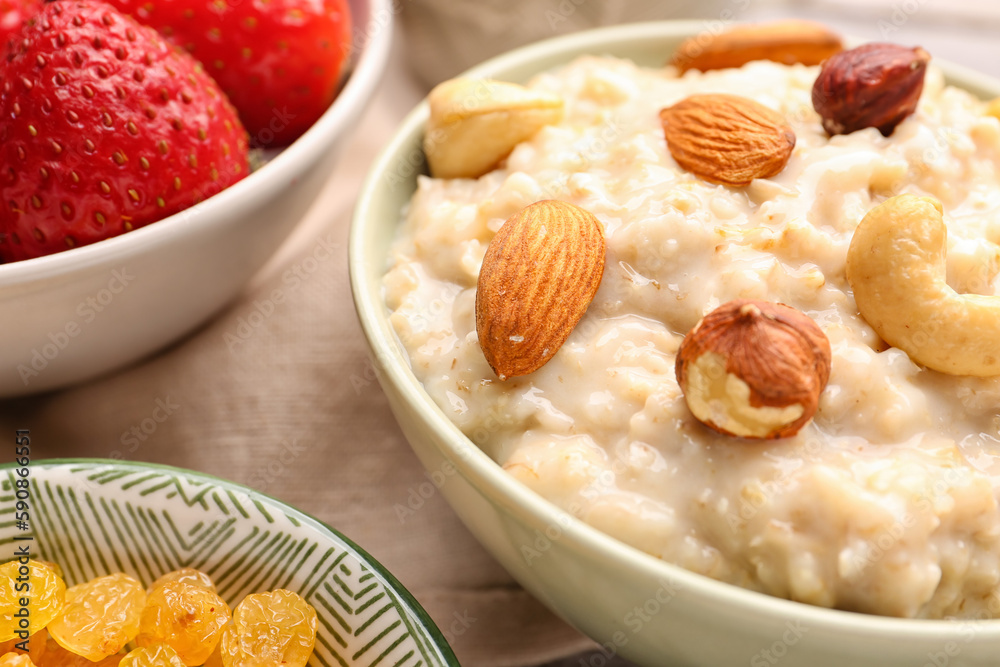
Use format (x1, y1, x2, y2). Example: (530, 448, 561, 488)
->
(382, 53, 1000, 619)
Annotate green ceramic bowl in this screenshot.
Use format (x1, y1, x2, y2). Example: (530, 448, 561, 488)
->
(349, 20, 1000, 667)
(0, 459, 459, 667)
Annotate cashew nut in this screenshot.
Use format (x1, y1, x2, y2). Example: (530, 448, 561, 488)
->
(846, 194, 1000, 376)
(987, 97, 1000, 120)
(424, 78, 564, 179)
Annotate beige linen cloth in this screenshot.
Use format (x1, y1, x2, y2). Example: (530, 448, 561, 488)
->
(5, 2, 995, 665)
(0, 33, 599, 667)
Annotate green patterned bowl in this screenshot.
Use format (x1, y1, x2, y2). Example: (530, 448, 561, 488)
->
(0, 459, 459, 667)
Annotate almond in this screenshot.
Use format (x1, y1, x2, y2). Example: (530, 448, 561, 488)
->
(659, 94, 796, 187)
(476, 200, 606, 380)
(670, 20, 843, 73)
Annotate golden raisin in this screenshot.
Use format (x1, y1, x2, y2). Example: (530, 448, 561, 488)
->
(0, 653, 37, 667)
(0, 561, 66, 642)
(120, 645, 185, 667)
(0, 628, 46, 664)
(47, 573, 145, 661)
(201, 642, 224, 667)
(146, 568, 216, 594)
(136, 582, 230, 665)
(220, 590, 317, 667)
(37, 636, 124, 667)
(33, 563, 63, 580)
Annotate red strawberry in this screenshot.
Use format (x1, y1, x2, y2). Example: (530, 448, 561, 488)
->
(1, 0, 44, 51)
(0, 0, 249, 262)
(105, 0, 352, 147)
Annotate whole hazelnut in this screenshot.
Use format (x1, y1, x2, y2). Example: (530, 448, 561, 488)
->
(675, 299, 832, 439)
(812, 43, 930, 137)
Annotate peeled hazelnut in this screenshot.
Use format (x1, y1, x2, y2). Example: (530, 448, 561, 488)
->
(675, 299, 831, 439)
(812, 43, 930, 137)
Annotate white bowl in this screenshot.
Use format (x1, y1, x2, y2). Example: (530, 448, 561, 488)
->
(0, 0, 392, 398)
(350, 21, 1000, 667)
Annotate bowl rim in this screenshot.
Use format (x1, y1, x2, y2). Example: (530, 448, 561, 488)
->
(0, 0, 394, 286)
(2, 457, 462, 666)
(350, 18, 1000, 639)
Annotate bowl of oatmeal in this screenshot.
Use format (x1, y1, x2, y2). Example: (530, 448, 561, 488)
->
(350, 20, 1000, 666)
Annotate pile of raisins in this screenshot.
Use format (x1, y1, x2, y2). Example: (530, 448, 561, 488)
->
(0, 560, 318, 666)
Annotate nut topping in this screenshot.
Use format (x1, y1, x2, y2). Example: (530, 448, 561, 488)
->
(476, 200, 606, 380)
(660, 94, 796, 187)
(670, 20, 843, 73)
(987, 97, 1000, 120)
(812, 43, 930, 136)
(675, 299, 831, 439)
(846, 195, 1000, 376)
(424, 78, 564, 179)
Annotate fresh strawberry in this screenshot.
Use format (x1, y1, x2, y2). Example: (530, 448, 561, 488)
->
(105, 0, 352, 147)
(0, 0, 250, 262)
(0, 0, 44, 51)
